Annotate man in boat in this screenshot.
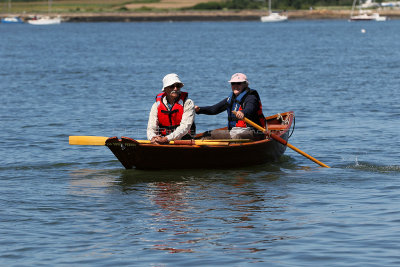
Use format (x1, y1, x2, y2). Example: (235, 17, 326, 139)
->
(195, 73, 266, 140)
(147, 73, 196, 145)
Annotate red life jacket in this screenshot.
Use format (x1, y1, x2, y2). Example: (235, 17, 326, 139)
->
(156, 92, 195, 137)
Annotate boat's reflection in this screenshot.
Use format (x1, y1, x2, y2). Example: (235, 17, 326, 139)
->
(118, 169, 293, 254)
(68, 164, 295, 254)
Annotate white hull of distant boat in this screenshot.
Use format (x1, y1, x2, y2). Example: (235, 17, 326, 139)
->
(261, 13, 288, 22)
(1, 16, 24, 23)
(2, 0, 24, 23)
(349, 12, 387, 21)
(260, 0, 288, 22)
(349, 0, 387, 21)
(27, 16, 61, 25)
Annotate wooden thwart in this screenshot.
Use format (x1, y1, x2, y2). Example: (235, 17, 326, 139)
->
(268, 124, 289, 130)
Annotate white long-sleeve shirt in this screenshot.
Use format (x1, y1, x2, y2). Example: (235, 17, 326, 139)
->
(147, 96, 195, 141)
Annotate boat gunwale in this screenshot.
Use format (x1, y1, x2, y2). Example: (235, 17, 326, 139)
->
(129, 111, 294, 149)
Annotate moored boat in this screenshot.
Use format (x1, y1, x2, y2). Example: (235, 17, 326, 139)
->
(349, 12, 387, 21)
(260, 0, 288, 22)
(261, 12, 288, 23)
(1, 0, 24, 24)
(27, 16, 61, 25)
(1, 16, 23, 23)
(349, 0, 387, 21)
(106, 111, 294, 169)
(26, 0, 61, 25)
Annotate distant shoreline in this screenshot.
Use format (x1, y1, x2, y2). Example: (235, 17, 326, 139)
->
(6, 9, 400, 22)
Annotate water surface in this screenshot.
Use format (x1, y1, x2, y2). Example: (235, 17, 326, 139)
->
(1, 20, 400, 266)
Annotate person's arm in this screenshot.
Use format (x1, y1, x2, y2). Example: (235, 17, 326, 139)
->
(196, 98, 228, 115)
(166, 99, 195, 141)
(241, 95, 259, 118)
(147, 102, 159, 141)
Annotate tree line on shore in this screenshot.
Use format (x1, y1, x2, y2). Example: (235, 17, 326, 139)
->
(187, 0, 356, 10)
(8, 0, 369, 12)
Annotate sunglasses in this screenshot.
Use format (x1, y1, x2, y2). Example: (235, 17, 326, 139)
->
(166, 83, 182, 90)
(231, 82, 244, 86)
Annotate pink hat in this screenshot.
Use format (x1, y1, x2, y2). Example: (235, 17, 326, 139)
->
(228, 73, 248, 83)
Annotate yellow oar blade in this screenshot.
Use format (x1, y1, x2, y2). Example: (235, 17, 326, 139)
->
(69, 136, 108, 146)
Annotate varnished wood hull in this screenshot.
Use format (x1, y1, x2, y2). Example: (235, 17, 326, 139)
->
(106, 111, 294, 169)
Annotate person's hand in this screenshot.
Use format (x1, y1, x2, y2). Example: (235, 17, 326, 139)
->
(195, 106, 200, 113)
(151, 136, 169, 145)
(156, 136, 169, 145)
(235, 111, 244, 120)
(151, 136, 160, 144)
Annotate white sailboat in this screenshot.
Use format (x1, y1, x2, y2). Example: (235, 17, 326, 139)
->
(27, 0, 61, 25)
(349, 0, 387, 21)
(1, 0, 23, 23)
(27, 15, 61, 25)
(260, 0, 288, 22)
(1, 17, 23, 23)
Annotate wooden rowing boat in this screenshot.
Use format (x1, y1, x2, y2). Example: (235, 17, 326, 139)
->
(105, 111, 294, 169)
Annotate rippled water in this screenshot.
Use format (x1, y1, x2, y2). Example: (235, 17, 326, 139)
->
(1, 20, 400, 266)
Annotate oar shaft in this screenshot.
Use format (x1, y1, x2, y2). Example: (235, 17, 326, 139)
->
(69, 136, 238, 146)
(239, 116, 330, 168)
(137, 140, 230, 146)
(137, 139, 251, 144)
(270, 133, 330, 168)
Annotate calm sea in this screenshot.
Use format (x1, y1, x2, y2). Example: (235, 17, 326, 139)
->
(1, 20, 399, 266)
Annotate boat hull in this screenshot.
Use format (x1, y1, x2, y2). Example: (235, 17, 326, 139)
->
(349, 13, 387, 21)
(106, 111, 294, 170)
(1, 17, 23, 23)
(27, 17, 61, 25)
(260, 14, 288, 22)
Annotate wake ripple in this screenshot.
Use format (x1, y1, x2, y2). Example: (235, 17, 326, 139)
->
(346, 161, 400, 173)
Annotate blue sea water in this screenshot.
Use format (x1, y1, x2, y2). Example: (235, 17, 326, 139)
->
(1, 20, 400, 266)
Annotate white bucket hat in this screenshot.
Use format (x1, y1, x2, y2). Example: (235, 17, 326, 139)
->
(162, 73, 184, 91)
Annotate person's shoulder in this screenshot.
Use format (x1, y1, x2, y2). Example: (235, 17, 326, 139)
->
(248, 88, 259, 94)
(244, 93, 259, 104)
(151, 101, 160, 108)
(246, 88, 260, 96)
(185, 98, 195, 106)
(245, 93, 258, 99)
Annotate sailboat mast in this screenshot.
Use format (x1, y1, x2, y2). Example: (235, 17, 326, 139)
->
(269, 0, 272, 15)
(350, 0, 356, 17)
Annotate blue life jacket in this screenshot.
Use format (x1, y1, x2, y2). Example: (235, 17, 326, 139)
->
(226, 88, 266, 130)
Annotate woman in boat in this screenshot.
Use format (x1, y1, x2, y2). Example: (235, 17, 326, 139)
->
(195, 73, 266, 140)
(147, 73, 196, 145)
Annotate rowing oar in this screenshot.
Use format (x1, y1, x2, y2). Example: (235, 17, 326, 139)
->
(69, 136, 250, 146)
(235, 115, 330, 168)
